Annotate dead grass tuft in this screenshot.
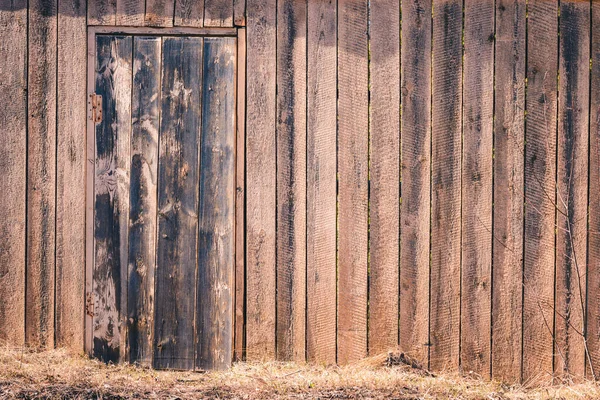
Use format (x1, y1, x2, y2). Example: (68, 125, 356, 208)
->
(0, 346, 599, 399)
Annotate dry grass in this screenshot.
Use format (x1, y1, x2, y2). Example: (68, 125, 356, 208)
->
(0, 347, 599, 399)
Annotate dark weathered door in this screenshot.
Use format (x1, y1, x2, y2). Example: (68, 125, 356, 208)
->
(90, 33, 236, 370)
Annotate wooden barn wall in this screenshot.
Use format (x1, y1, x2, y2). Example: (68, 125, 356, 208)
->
(2, 0, 600, 384)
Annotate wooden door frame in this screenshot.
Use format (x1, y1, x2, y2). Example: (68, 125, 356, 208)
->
(84, 26, 246, 360)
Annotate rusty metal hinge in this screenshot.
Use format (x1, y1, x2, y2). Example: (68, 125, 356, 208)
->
(85, 292, 94, 317)
(90, 93, 102, 124)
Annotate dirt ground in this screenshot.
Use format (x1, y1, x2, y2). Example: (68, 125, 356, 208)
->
(1, 347, 599, 399)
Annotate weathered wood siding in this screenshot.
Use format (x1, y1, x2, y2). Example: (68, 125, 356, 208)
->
(3, 0, 600, 383)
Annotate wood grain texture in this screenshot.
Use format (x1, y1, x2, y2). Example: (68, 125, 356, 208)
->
(522, 0, 557, 384)
(234, 0, 246, 26)
(276, 0, 307, 362)
(0, 0, 27, 346)
(56, 0, 86, 350)
(154, 36, 203, 370)
(368, 0, 400, 356)
(554, 1, 589, 381)
(306, 0, 337, 365)
(491, 0, 525, 382)
(245, 0, 277, 361)
(116, 0, 145, 26)
(399, 0, 431, 366)
(588, 0, 600, 380)
(88, 0, 117, 25)
(145, 0, 175, 27)
(174, 0, 204, 27)
(26, 0, 57, 349)
(337, 0, 368, 365)
(93, 35, 133, 363)
(196, 37, 236, 370)
(430, 0, 462, 372)
(204, 0, 234, 27)
(460, 0, 494, 378)
(234, 29, 246, 362)
(127, 36, 161, 366)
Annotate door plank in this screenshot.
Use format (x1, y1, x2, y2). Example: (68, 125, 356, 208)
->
(93, 35, 133, 363)
(522, 0, 557, 384)
(154, 36, 203, 370)
(368, 0, 400, 356)
(145, 0, 175, 27)
(88, 0, 117, 25)
(306, 0, 337, 365)
(174, 0, 204, 27)
(492, 0, 525, 382)
(0, 0, 27, 345)
(461, 0, 494, 378)
(337, 0, 369, 365)
(127, 36, 161, 366)
(27, 0, 57, 349)
(400, 0, 431, 366)
(196, 37, 236, 370)
(430, 0, 462, 371)
(56, 0, 87, 350)
(204, 0, 234, 27)
(554, 0, 590, 381)
(117, 0, 145, 26)
(276, 0, 307, 362)
(245, 0, 277, 360)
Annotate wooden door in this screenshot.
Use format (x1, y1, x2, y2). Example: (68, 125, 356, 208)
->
(88, 32, 236, 370)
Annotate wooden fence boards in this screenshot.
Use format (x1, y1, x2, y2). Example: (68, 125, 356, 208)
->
(93, 35, 133, 363)
(588, 0, 600, 380)
(368, 0, 400, 356)
(55, 0, 87, 350)
(276, 0, 307, 362)
(306, 0, 337, 365)
(491, 0, 526, 383)
(430, 0, 463, 371)
(337, 0, 369, 365)
(460, 0, 494, 378)
(26, 0, 57, 349)
(154, 37, 203, 370)
(245, 0, 277, 360)
(522, 0, 558, 384)
(0, 0, 27, 346)
(126, 36, 161, 366)
(555, 1, 590, 380)
(399, 0, 432, 366)
(196, 37, 236, 370)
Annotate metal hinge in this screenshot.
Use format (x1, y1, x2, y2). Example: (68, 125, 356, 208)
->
(85, 292, 94, 317)
(90, 93, 102, 124)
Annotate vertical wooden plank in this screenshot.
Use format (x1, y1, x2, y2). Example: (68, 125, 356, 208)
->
(154, 36, 202, 370)
(127, 36, 161, 366)
(174, 0, 204, 27)
(492, 0, 526, 383)
(234, 0, 246, 26)
(27, 0, 57, 349)
(400, 0, 431, 366)
(460, 0, 494, 378)
(196, 37, 236, 370)
(522, 0, 557, 384)
(276, 0, 307, 362)
(368, 0, 400, 356)
(56, 0, 87, 350)
(306, 0, 337, 365)
(554, 0, 589, 381)
(88, 0, 117, 25)
(430, 0, 462, 371)
(337, 0, 368, 365)
(93, 35, 133, 363)
(145, 0, 175, 27)
(245, 0, 277, 361)
(234, 29, 246, 362)
(205, 0, 234, 27)
(116, 0, 145, 26)
(588, 0, 600, 380)
(0, 0, 27, 345)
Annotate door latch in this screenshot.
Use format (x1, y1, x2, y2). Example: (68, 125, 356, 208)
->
(90, 93, 102, 124)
